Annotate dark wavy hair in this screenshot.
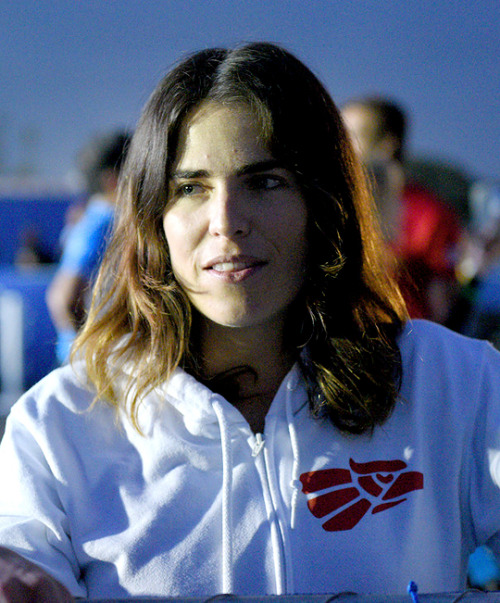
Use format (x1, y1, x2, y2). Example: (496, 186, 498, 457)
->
(74, 42, 407, 434)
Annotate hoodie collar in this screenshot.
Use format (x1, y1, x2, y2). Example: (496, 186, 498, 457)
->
(134, 363, 306, 438)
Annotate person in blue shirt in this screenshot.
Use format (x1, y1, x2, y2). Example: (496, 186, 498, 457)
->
(46, 131, 130, 364)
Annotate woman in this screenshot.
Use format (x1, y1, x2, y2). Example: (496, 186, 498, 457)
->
(0, 42, 499, 600)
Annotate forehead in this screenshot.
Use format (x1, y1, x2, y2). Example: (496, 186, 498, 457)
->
(173, 102, 271, 171)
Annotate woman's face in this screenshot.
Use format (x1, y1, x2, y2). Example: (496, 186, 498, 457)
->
(163, 102, 308, 332)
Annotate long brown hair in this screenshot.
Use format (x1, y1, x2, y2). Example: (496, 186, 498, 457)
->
(74, 42, 407, 434)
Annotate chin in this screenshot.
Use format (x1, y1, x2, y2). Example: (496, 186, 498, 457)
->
(206, 314, 257, 329)
(193, 296, 291, 331)
(193, 300, 252, 326)
(202, 306, 287, 332)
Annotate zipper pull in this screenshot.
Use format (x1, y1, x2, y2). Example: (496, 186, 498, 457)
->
(252, 432, 265, 457)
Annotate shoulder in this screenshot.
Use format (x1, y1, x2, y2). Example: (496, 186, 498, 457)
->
(8, 362, 97, 425)
(399, 318, 490, 353)
(397, 319, 500, 399)
(2, 362, 128, 460)
(392, 320, 500, 469)
(58, 198, 114, 275)
(81, 196, 114, 223)
(66, 197, 113, 238)
(67, 199, 113, 244)
(398, 318, 496, 367)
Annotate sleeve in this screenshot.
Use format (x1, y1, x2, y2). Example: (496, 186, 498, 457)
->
(468, 342, 500, 557)
(0, 398, 87, 598)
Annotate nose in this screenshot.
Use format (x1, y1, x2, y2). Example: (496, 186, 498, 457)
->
(208, 183, 251, 238)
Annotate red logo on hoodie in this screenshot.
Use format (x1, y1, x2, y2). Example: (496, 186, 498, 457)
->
(299, 458, 423, 531)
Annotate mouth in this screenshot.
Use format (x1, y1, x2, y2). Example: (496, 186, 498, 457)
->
(204, 255, 267, 282)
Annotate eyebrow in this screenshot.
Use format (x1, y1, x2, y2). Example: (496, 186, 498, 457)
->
(171, 160, 285, 180)
(238, 159, 283, 176)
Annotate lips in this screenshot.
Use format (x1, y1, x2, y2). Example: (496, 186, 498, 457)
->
(203, 255, 267, 281)
(204, 255, 266, 271)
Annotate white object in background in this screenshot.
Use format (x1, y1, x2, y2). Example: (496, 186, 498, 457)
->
(0, 289, 24, 415)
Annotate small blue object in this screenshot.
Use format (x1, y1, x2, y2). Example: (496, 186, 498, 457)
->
(468, 545, 500, 588)
(407, 580, 419, 603)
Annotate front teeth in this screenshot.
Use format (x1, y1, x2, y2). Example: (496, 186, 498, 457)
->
(212, 262, 246, 272)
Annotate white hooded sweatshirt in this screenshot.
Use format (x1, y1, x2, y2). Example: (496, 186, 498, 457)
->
(1, 319, 500, 598)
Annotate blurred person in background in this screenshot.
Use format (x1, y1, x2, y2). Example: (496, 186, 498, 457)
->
(341, 97, 464, 325)
(46, 131, 130, 364)
(14, 226, 54, 269)
(460, 181, 500, 345)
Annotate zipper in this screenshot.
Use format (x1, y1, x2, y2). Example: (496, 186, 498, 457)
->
(252, 432, 265, 457)
(251, 431, 287, 594)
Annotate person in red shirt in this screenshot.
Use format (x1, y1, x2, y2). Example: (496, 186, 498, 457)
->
(342, 97, 463, 323)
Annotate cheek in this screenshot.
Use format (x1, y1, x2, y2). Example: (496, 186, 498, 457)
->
(288, 230, 308, 276)
(278, 204, 308, 261)
(163, 213, 189, 272)
(163, 210, 206, 283)
(163, 214, 176, 251)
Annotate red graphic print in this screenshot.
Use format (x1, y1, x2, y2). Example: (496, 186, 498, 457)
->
(300, 458, 423, 531)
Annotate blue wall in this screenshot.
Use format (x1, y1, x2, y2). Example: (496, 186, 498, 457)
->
(0, 193, 82, 395)
(0, 194, 78, 264)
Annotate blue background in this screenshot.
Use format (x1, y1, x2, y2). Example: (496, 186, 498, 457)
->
(0, 0, 498, 184)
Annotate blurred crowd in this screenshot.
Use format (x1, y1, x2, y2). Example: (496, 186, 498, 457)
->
(341, 97, 500, 352)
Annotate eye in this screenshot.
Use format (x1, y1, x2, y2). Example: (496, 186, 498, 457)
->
(174, 182, 204, 197)
(246, 174, 286, 191)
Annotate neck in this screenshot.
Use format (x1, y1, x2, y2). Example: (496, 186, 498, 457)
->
(194, 318, 297, 432)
